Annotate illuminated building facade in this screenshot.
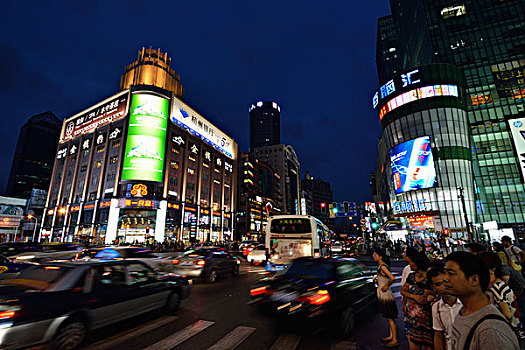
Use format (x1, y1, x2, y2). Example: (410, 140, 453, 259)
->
(41, 49, 237, 244)
(301, 172, 333, 220)
(236, 152, 281, 241)
(373, 64, 475, 239)
(377, 0, 525, 240)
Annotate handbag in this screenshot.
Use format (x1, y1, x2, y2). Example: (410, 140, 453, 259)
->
(509, 247, 523, 272)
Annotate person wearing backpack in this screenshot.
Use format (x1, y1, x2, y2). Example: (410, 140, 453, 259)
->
(502, 236, 525, 273)
(444, 251, 518, 350)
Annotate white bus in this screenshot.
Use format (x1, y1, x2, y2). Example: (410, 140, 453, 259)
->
(265, 215, 331, 271)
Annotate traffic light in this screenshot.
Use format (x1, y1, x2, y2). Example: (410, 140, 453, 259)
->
(332, 202, 338, 215)
(343, 201, 349, 213)
(371, 222, 379, 230)
(146, 225, 150, 234)
(443, 229, 449, 237)
(320, 202, 326, 213)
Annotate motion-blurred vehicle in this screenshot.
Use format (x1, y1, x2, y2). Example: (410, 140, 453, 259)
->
(10, 243, 82, 263)
(331, 242, 343, 254)
(0, 242, 40, 257)
(249, 257, 376, 336)
(0, 259, 190, 350)
(82, 246, 175, 272)
(239, 240, 257, 254)
(246, 244, 266, 265)
(0, 254, 32, 279)
(171, 247, 240, 283)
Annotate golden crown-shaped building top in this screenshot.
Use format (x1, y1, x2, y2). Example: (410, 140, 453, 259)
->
(120, 47, 184, 99)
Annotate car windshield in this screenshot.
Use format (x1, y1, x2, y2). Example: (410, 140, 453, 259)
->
(281, 260, 335, 280)
(183, 249, 210, 257)
(1, 265, 72, 290)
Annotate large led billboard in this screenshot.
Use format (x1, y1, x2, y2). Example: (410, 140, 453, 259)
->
(389, 136, 437, 195)
(508, 117, 525, 182)
(121, 93, 169, 182)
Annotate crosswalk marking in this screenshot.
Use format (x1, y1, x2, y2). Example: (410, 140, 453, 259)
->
(83, 315, 178, 350)
(143, 320, 214, 350)
(269, 333, 302, 350)
(207, 326, 256, 350)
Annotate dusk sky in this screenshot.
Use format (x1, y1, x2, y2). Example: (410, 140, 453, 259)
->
(1, 0, 391, 202)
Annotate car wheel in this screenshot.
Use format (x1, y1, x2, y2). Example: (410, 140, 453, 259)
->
(165, 292, 182, 314)
(51, 317, 87, 350)
(207, 269, 218, 283)
(338, 306, 355, 337)
(233, 265, 239, 276)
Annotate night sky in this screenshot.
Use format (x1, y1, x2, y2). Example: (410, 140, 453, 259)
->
(1, 0, 390, 202)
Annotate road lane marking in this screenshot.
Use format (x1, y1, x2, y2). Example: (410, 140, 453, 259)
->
(207, 326, 256, 350)
(83, 315, 178, 350)
(330, 340, 360, 350)
(269, 333, 301, 350)
(143, 320, 214, 350)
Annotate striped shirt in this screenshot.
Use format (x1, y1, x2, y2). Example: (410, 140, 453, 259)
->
(486, 280, 520, 328)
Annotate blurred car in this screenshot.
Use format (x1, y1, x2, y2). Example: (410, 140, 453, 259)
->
(0, 242, 41, 257)
(331, 242, 343, 254)
(239, 240, 257, 255)
(82, 246, 175, 272)
(0, 254, 32, 279)
(246, 244, 267, 265)
(249, 257, 376, 336)
(0, 259, 190, 350)
(171, 247, 240, 283)
(10, 243, 82, 263)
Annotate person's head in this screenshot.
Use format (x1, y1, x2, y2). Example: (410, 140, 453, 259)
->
(502, 236, 513, 248)
(404, 246, 417, 264)
(492, 242, 504, 252)
(408, 251, 430, 272)
(466, 243, 486, 254)
(428, 264, 448, 296)
(373, 247, 389, 265)
(478, 251, 503, 279)
(444, 251, 490, 297)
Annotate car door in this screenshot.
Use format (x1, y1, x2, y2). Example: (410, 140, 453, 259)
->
(88, 264, 136, 328)
(209, 250, 229, 276)
(125, 262, 171, 314)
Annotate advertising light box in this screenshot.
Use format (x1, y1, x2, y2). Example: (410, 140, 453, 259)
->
(389, 136, 437, 195)
(121, 93, 169, 182)
(508, 117, 525, 181)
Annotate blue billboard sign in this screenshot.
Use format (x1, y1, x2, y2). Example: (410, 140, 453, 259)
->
(389, 136, 437, 195)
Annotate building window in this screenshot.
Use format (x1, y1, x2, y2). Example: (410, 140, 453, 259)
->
(110, 156, 118, 164)
(80, 165, 87, 172)
(88, 192, 97, 201)
(107, 173, 116, 181)
(169, 176, 178, 185)
(95, 161, 102, 168)
(188, 168, 195, 175)
(187, 183, 195, 190)
(170, 161, 179, 169)
(202, 173, 209, 181)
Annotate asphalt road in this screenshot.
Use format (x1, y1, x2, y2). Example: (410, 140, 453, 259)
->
(74, 256, 409, 350)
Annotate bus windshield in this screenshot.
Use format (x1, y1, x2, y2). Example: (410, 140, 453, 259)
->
(270, 218, 311, 233)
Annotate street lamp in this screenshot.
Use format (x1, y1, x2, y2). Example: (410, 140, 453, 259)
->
(27, 215, 38, 242)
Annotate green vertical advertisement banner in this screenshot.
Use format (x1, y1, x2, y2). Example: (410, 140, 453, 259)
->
(121, 93, 169, 182)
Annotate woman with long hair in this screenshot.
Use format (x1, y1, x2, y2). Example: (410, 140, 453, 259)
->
(373, 247, 399, 348)
(401, 251, 434, 349)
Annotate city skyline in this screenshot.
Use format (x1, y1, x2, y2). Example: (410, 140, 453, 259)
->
(0, 1, 391, 202)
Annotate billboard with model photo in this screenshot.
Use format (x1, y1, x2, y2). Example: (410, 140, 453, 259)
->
(389, 136, 437, 195)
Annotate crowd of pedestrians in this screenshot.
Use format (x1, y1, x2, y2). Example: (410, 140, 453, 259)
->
(375, 235, 524, 349)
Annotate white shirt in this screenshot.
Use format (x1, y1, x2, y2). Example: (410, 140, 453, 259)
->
(505, 245, 523, 265)
(401, 264, 412, 286)
(432, 298, 462, 350)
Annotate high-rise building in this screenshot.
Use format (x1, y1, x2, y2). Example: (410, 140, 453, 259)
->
(301, 171, 333, 219)
(41, 49, 237, 244)
(6, 111, 61, 199)
(252, 144, 300, 215)
(376, 15, 402, 85)
(375, 0, 525, 241)
(249, 101, 281, 150)
(236, 152, 281, 241)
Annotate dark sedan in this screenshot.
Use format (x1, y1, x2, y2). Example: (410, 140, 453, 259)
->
(0, 259, 190, 350)
(249, 257, 377, 336)
(171, 247, 241, 283)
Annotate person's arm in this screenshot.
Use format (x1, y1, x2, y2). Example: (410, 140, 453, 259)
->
(498, 301, 513, 321)
(401, 282, 427, 304)
(502, 274, 510, 285)
(519, 249, 525, 265)
(434, 330, 446, 350)
(380, 265, 395, 292)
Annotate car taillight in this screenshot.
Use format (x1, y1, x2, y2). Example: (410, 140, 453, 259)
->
(298, 290, 330, 305)
(172, 259, 179, 265)
(248, 252, 252, 255)
(196, 260, 206, 266)
(250, 286, 267, 296)
(0, 305, 22, 320)
(313, 249, 320, 258)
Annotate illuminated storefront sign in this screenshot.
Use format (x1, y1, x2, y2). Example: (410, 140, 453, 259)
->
(508, 117, 525, 181)
(390, 136, 437, 194)
(130, 184, 148, 197)
(121, 93, 169, 182)
(167, 202, 180, 210)
(408, 215, 434, 229)
(393, 199, 429, 214)
(171, 98, 235, 159)
(99, 201, 111, 208)
(118, 198, 160, 209)
(61, 91, 129, 143)
(373, 69, 421, 108)
(491, 59, 525, 99)
(379, 84, 459, 120)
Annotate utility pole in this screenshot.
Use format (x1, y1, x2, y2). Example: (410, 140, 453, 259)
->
(457, 187, 473, 242)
